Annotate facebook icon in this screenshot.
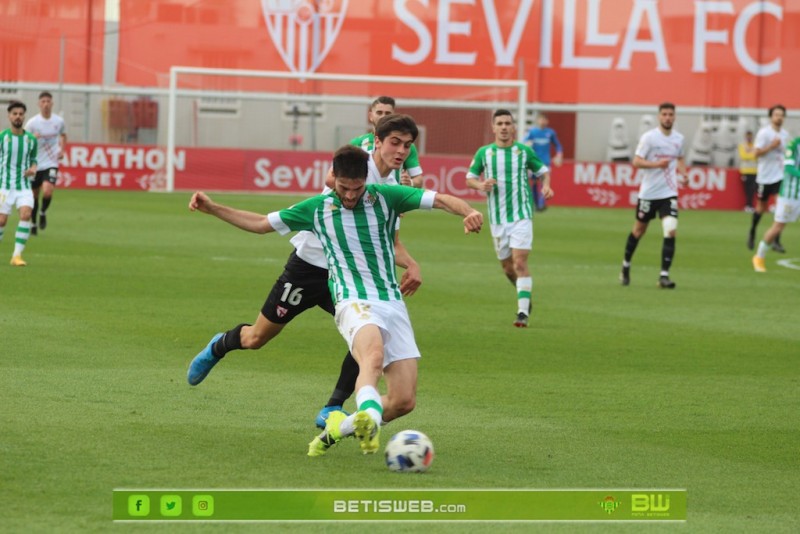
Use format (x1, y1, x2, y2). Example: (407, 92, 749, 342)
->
(128, 495, 150, 516)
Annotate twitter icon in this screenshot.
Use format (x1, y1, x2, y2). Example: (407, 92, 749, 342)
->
(160, 495, 182, 516)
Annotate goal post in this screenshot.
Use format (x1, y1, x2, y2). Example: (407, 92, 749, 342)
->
(165, 66, 528, 192)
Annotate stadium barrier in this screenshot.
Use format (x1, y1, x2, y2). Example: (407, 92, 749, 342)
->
(59, 143, 746, 211)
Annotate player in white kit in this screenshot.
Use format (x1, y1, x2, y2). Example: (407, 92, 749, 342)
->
(620, 103, 688, 289)
(25, 91, 67, 235)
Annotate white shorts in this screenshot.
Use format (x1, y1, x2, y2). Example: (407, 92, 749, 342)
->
(0, 189, 34, 215)
(490, 219, 533, 260)
(774, 196, 800, 224)
(334, 299, 421, 368)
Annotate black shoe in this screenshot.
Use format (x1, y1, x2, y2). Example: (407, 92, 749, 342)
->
(31, 225, 37, 236)
(513, 312, 529, 328)
(39, 213, 47, 230)
(658, 276, 676, 289)
(620, 266, 630, 286)
(771, 242, 786, 253)
(747, 232, 755, 250)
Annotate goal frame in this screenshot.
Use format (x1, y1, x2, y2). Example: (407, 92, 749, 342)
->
(166, 66, 528, 192)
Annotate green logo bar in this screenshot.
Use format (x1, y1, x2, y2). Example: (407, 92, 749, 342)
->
(113, 489, 686, 522)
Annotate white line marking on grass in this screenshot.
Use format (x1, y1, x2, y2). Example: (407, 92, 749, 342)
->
(211, 256, 280, 264)
(776, 258, 800, 271)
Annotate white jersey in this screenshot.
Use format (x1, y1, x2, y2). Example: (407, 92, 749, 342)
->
(635, 128, 685, 200)
(25, 113, 65, 170)
(754, 126, 790, 184)
(289, 156, 400, 268)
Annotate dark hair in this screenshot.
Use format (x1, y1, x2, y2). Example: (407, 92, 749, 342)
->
(493, 109, 514, 122)
(38, 91, 53, 100)
(7, 101, 26, 113)
(768, 104, 786, 118)
(332, 145, 369, 180)
(375, 114, 418, 142)
(371, 96, 395, 110)
(659, 102, 676, 112)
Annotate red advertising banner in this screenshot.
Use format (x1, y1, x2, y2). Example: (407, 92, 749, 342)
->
(59, 144, 745, 211)
(553, 162, 745, 211)
(111, 0, 798, 108)
(3, 2, 799, 108)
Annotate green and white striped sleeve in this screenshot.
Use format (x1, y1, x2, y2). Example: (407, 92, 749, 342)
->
(267, 195, 325, 234)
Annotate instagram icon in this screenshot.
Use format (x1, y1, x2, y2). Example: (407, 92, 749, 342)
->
(192, 495, 214, 517)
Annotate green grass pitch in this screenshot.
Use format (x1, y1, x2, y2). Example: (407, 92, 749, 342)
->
(1, 190, 797, 532)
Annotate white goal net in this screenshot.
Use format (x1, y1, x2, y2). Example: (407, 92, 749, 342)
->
(164, 66, 527, 192)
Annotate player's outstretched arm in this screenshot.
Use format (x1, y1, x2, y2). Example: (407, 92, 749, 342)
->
(189, 191, 274, 234)
(432, 193, 483, 234)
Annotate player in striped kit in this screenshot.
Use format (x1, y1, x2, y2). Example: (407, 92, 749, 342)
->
(25, 92, 67, 235)
(620, 102, 687, 289)
(752, 136, 800, 272)
(350, 96, 423, 187)
(748, 105, 790, 252)
(189, 145, 483, 457)
(188, 116, 423, 442)
(186, 116, 424, 435)
(466, 109, 552, 327)
(0, 101, 38, 266)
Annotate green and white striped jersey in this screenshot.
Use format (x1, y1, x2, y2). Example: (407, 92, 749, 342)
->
(781, 137, 800, 200)
(350, 132, 423, 177)
(269, 184, 436, 303)
(0, 129, 37, 191)
(466, 142, 547, 225)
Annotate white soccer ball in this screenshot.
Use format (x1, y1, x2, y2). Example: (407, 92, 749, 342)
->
(384, 430, 434, 473)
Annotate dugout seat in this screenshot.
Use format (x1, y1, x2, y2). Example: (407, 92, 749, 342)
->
(606, 117, 632, 162)
(688, 120, 714, 166)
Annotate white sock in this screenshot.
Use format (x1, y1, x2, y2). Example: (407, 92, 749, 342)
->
(356, 385, 383, 426)
(756, 241, 770, 259)
(13, 220, 32, 256)
(339, 413, 356, 437)
(339, 385, 383, 436)
(516, 277, 532, 314)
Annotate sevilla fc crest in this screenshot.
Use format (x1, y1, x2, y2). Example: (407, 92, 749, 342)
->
(260, 0, 349, 74)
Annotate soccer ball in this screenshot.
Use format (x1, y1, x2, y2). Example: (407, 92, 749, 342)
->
(384, 430, 434, 473)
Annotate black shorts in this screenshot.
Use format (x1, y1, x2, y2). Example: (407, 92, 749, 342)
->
(261, 251, 334, 324)
(31, 168, 58, 188)
(635, 197, 678, 222)
(757, 181, 781, 201)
